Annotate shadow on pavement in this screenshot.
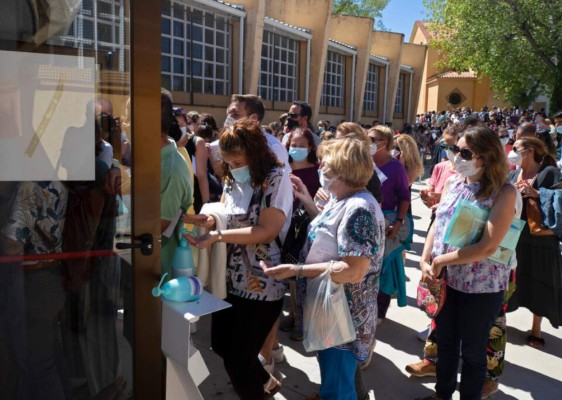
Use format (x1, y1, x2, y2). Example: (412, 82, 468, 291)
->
(506, 325, 562, 359)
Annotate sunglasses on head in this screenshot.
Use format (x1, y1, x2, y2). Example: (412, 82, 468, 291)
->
(288, 112, 300, 119)
(443, 144, 475, 161)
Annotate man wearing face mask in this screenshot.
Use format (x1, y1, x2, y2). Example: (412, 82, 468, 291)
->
(210, 94, 290, 177)
(282, 101, 321, 146)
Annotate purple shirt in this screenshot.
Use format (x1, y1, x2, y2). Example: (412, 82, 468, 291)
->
(291, 165, 320, 211)
(378, 158, 410, 211)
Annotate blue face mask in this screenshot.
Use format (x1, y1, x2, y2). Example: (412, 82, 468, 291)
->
(230, 165, 251, 183)
(289, 147, 309, 162)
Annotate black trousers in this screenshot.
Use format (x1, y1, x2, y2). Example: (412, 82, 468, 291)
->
(211, 293, 283, 400)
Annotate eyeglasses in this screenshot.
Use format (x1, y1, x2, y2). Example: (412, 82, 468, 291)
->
(443, 144, 475, 161)
(370, 137, 385, 143)
(288, 112, 300, 119)
(512, 147, 528, 154)
(394, 147, 401, 152)
(499, 135, 509, 139)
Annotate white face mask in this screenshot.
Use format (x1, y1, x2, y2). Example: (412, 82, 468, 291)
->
(454, 154, 481, 177)
(370, 142, 377, 156)
(500, 137, 509, 146)
(319, 170, 336, 193)
(445, 149, 455, 162)
(507, 150, 523, 166)
(390, 149, 400, 158)
(224, 116, 237, 127)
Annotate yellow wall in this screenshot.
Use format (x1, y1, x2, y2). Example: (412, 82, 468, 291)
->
(266, 0, 334, 123)
(401, 43, 427, 122)
(328, 14, 374, 122)
(236, 0, 266, 94)
(371, 31, 405, 122)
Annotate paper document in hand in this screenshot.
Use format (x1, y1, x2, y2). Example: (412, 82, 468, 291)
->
(443, 199, 525, 266)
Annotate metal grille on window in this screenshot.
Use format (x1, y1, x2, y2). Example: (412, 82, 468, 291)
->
(258, 31, 299, 102)
(60, 0, 128, 72)
(321, 51, 345, 108)
(394, 73, 404, 114)
(363, 63, 380, 112)
(161, 1, 231, 95)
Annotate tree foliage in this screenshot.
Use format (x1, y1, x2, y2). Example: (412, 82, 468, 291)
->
(333, 0, 390, 19)
(423, 0, 562, 112)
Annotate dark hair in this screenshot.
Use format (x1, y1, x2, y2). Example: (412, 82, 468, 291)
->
(463, 116, 479, 129)
(535, 129, 557, 157)
(552, 110, 562, 120)
(292, 101, 312, 121)
(517, 122, 536, 137)
(285, 128, 318, 164)
(518, 136, 557, 167)
(464, 127, 508, 199)
(231, 94, 265, 122)
(161, 92, 176, 136)
(200, 113, 218, 131)
(219, 118, 282, 187)
(195, 124, 214, 141)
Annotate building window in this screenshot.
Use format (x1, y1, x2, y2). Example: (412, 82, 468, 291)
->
(258, 31, 299, 102)
(321, 50, 345, 108)
(161, 1, 231, 95)
(62, 0, 128, 72)
(394, 73, 405, 114)
(363, 63, 380, 112)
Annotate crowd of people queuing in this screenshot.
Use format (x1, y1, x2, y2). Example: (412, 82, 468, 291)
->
(2, 89, 562, 400)
(161, 94, 562, 400)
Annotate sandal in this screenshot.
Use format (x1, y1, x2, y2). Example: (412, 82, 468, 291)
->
(264, 375, 281, 399)
(527, 334, 545, 348)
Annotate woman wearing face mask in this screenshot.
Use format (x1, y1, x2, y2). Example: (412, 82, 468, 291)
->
(185, 118, 293, 399)
(286, 128, 321, 210)
(262, 138, 385, 400)
(369, 125, 411, 324)
(416, 127, 516, 400)
(420, 125, 461, 221)
(507, 137, 562, 348)
(394, 134, 424, 186)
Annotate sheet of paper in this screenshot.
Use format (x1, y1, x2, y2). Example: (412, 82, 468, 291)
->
(162, 208, 183, 238)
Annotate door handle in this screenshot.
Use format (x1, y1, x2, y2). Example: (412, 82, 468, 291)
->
(116, 233, 154, 256)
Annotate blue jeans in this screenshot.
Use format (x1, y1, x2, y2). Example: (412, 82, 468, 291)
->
(435, 286, 504, 400)
(317, 348, 357, 400)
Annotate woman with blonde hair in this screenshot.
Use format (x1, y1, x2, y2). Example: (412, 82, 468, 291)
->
(394, 134, 424, 185)
(263, 137, 385, 400)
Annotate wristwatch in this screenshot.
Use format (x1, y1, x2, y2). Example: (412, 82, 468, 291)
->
(395, 217, 404, 224)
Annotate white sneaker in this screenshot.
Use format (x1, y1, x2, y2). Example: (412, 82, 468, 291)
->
(271, 345, 285, 364)
(258, 354, 275, 374)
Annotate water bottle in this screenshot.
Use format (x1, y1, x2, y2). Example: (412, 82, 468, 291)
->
(172, 228, 195, 279)
(152, 273, 202, 302)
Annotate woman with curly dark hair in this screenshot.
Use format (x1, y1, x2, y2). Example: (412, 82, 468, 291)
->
(185, 118, 293, 399)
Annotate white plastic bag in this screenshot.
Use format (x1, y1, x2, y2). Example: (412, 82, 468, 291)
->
(303, 268, 356, 352)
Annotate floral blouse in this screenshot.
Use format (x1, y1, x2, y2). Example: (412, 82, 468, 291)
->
(302, 190, 385, 361)
(223, 167, 293, 301)
(432, 175, 512, 293)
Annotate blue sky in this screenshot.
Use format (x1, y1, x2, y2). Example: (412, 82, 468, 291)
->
(380, 0, 427, 42)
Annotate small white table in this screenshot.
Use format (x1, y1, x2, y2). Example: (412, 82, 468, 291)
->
(161, 291, 231, 399)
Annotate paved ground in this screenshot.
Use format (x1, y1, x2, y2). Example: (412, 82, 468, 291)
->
(195, 181, 562, 399)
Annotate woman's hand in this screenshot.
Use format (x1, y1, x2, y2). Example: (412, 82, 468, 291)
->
(290, 174, 312, 203)
(260, 261, 296, 279)
(314, 187, 330, 203)
(515, 179, 539, 198)
(420, 260, 433, 282)
(184, 231, 218, 249)
(182, 213, 216, 230)
(386, 221, 401, 239)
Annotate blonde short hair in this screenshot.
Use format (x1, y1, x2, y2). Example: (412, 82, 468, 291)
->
(395, 134, 424, 185)
(319, 138, 372, 188)
(336, 122, 370, 148)
(369, 124, 394, 150)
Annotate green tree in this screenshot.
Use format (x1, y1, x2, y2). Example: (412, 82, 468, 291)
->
(424, 0, 562, 113)
(333, 0, 390, 27)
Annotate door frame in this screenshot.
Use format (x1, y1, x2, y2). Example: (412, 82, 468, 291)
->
(130, 0, 164, 398)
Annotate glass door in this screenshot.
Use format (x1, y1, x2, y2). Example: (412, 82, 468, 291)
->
(0, 1, 163, 399)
